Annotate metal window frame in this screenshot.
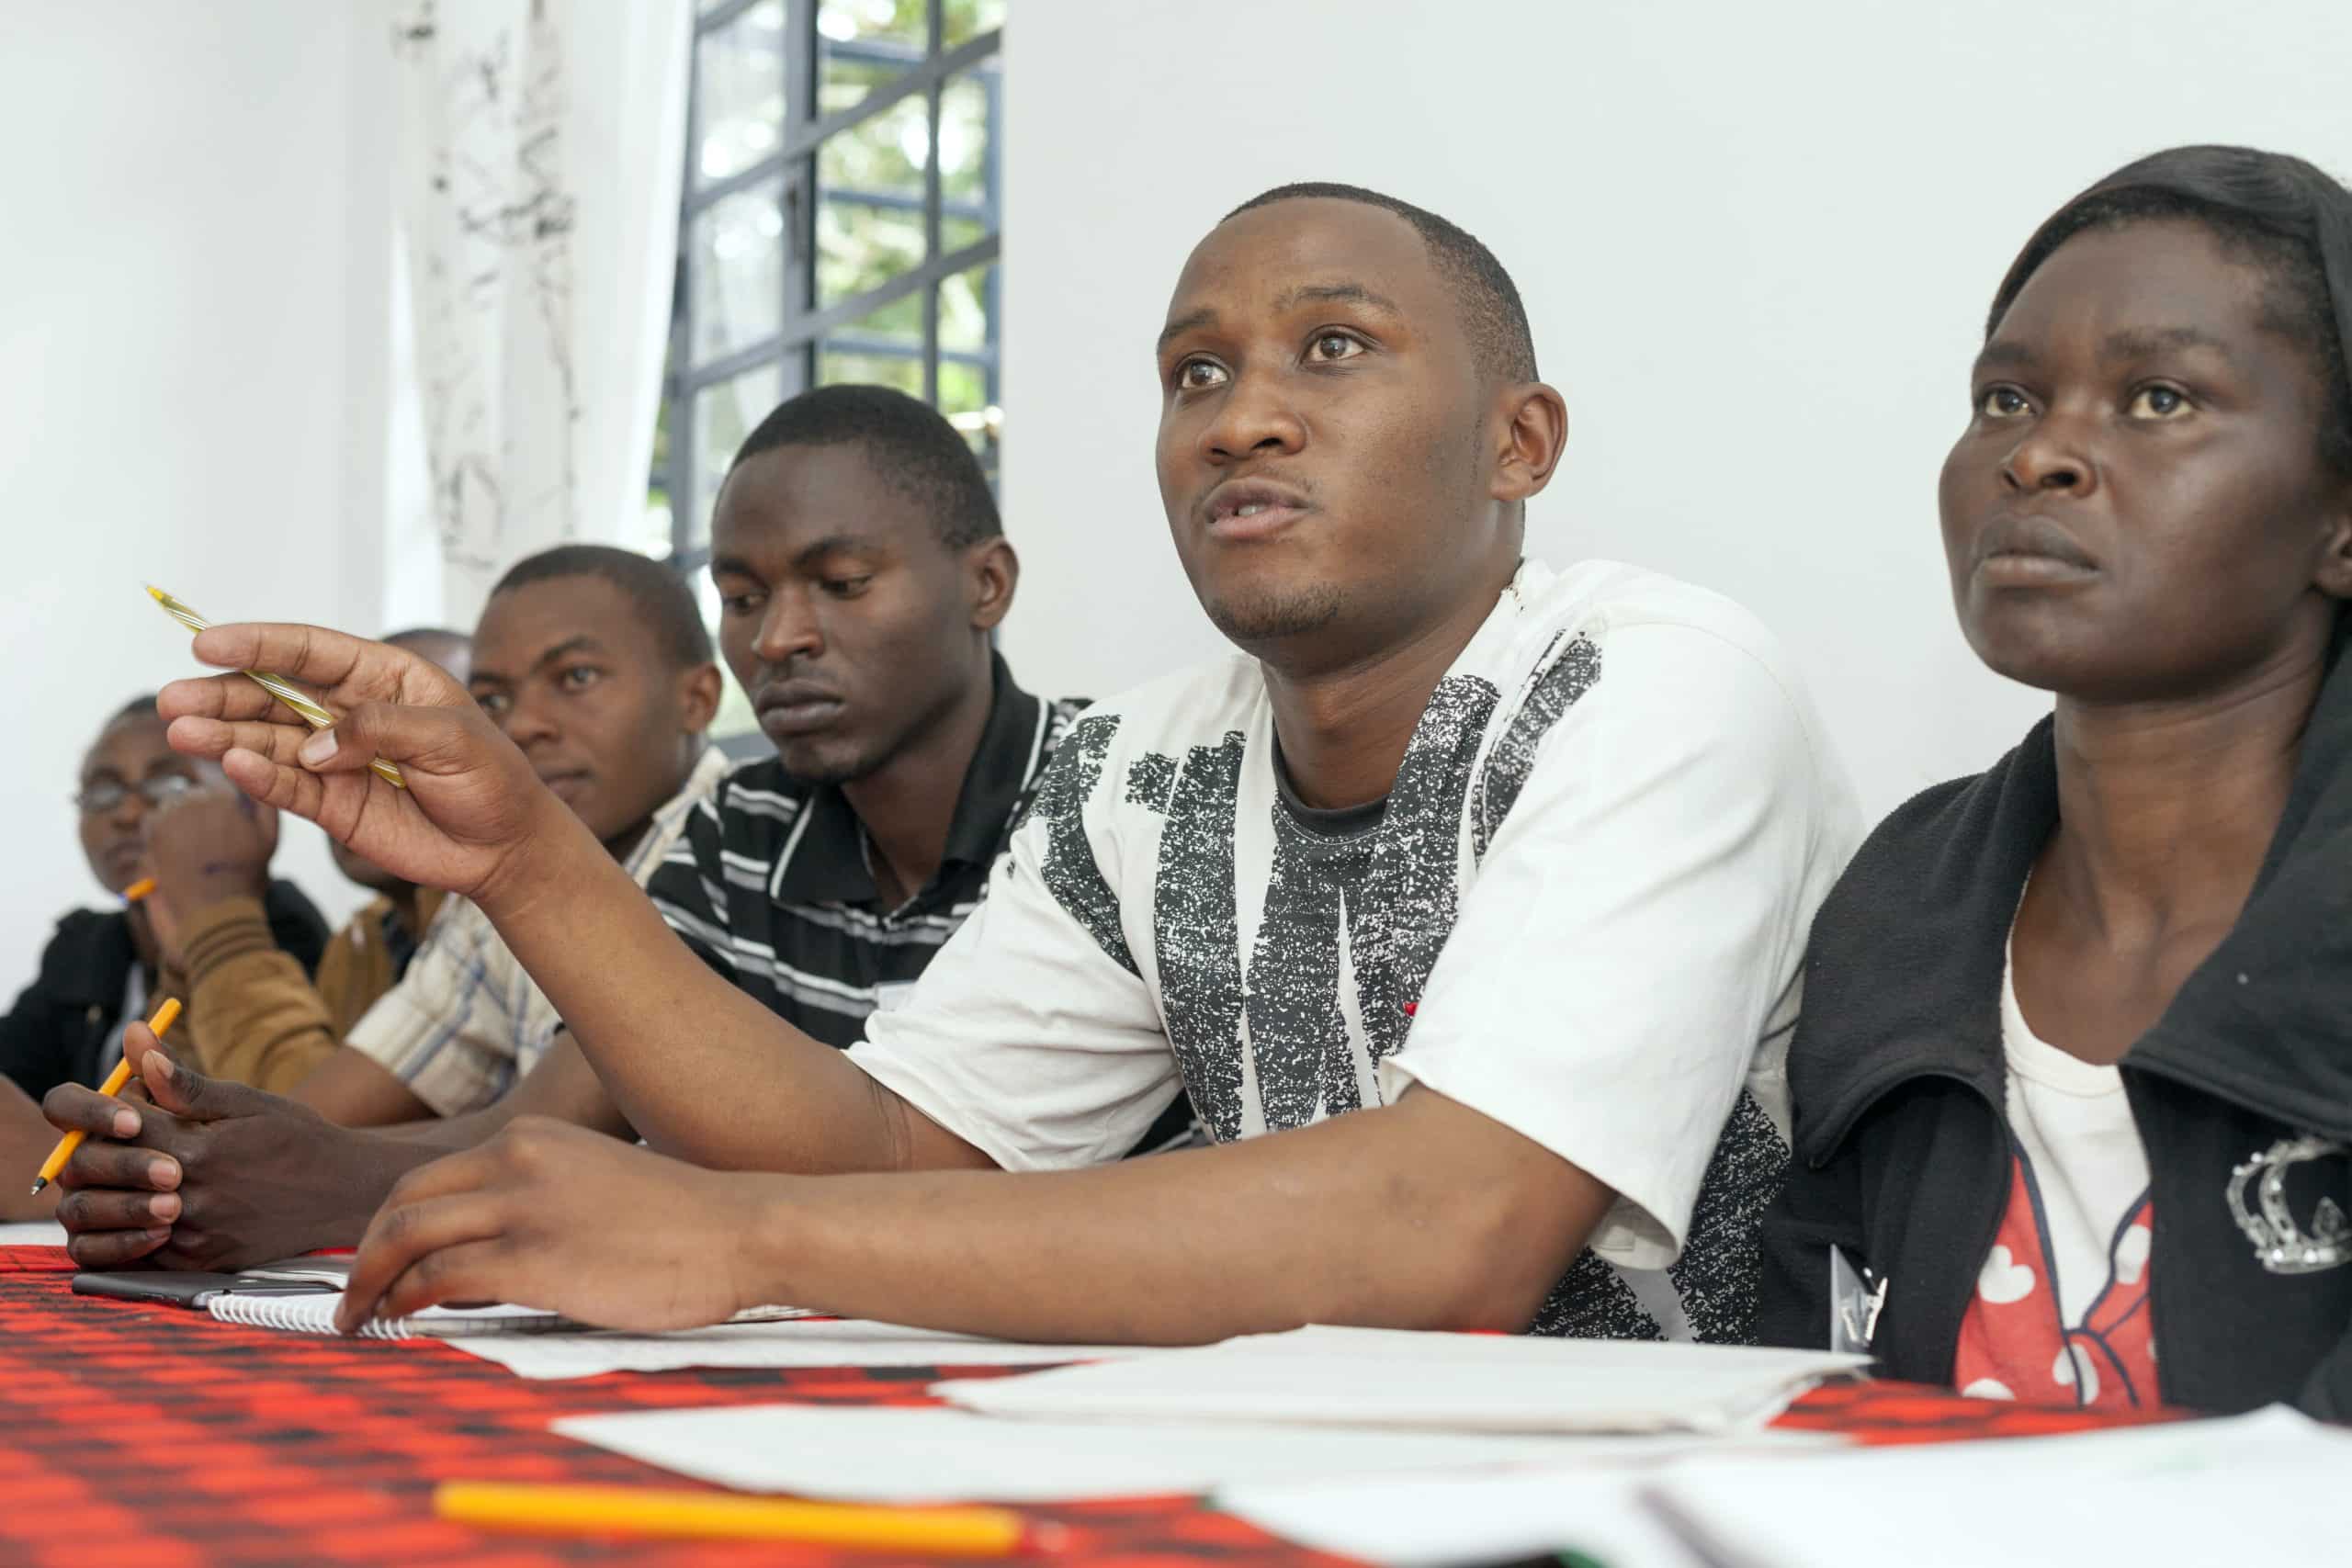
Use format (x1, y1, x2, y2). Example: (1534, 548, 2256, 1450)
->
(662, 4, 1005, 578)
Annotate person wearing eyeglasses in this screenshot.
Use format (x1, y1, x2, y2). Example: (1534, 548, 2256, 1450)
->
(0, 694, 329, 1215)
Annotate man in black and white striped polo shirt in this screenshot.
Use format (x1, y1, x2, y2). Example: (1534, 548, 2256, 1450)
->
(647, 386, 1195, 1151)
(650, 656, 1074, 1044)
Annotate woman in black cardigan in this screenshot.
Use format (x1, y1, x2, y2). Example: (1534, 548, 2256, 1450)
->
(1759, 145, 2352, 1417)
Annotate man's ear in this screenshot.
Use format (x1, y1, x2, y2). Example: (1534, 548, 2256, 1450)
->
(677, 661, 725, 735)
(2316, 482, 2352, 601)
(967, 536, 1019, 634)
(1489, 381, 1568, 507)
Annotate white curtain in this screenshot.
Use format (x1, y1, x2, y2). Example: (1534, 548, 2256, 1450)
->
(390, 0, 692, 626)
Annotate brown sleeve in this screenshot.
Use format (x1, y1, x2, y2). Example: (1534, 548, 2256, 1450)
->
(180, 897, 369, 1094)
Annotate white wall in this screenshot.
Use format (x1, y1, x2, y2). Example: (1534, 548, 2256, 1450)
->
(0, 2, 397, 999)
(999, 0, 2352, 820)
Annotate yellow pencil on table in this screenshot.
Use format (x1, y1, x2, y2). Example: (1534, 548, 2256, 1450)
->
(143, 585, 406, 790)
(433, 1483, 1056, 1556)
(30, 997, 181, 1197)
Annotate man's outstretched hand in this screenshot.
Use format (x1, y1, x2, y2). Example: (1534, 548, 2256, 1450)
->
(157, 623, 587, 908)
(338, 1118, 768, 1333)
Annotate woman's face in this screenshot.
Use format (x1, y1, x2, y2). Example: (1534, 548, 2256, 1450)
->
(1939, 217, 2352, 702)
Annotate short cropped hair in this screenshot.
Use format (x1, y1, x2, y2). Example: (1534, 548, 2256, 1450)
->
(1225, 182, 1539, 385)
(488, 545, 713, 670)
(729, 384, 1002, 551)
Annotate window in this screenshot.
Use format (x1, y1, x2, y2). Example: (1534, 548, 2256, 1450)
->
(652, 0, 1004, 746)
(655, 0, 1006, 571)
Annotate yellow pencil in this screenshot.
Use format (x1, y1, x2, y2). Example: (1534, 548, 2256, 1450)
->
(144, 585, 406, 790)
(121, 877, 155, 902)
(433, 1482, 1053, 1555)
(30, 997, 181, 1197)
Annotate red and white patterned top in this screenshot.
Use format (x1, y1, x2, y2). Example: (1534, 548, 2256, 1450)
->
(1953, 927, 2160, 1408)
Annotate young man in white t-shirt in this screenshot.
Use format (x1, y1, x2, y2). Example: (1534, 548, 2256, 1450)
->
(141, 183, 1860, 1345)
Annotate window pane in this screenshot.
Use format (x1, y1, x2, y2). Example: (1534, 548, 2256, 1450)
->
(816, 91, 928, 306)
(819, 294, 925, 397)
(695, 2, 788, 187)
(938, 259, 996, 356)
(689, 179, 786, 360)
(939, 260, 999, 463)
(939, 366, 998, 465)
(943, 0, 1005, 48)
(938, 62, 997, 209)
(818, 0, 929, 116)
(689, 363, 786, 551)
(638, 487, 676, 558)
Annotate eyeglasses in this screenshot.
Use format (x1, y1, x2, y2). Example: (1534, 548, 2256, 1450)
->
(73, 774, 198, 816)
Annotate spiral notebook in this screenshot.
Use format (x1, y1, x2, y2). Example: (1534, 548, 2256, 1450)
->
(208, 1292, 574, 1340)
(207, 1292, 817, 1341)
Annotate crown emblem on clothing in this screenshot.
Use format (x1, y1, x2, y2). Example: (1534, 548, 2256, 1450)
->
(2227, 1135, 2352, 1275)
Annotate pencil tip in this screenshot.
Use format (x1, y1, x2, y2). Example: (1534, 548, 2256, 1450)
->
(27, 1179, 45, 1197)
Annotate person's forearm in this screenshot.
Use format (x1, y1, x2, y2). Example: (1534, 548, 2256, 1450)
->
(259, 1121, 514, 1253)
(311, 1132, 462, 1232)
(182, 899, 339, 1093)
(733, 1091, 1607, 1343)
(359, 1042, 619, 1152)
(473, 820, 924, 1172)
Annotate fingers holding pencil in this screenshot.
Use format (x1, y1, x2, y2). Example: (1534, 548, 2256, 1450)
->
(30, 998, 179, 1196)
(169, 622, 472, 716)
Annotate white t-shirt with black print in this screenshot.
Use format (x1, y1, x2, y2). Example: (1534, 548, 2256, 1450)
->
(850, 558, 1861, 1341)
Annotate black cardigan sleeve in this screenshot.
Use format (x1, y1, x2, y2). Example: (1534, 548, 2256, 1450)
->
(1755, 1142, 1867, 1350)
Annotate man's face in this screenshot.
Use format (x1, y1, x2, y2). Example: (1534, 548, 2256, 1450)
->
(1939, 219, 2350, 700)
(709, 443, 990, 784)
(467, 577, 704, 846)
(1154, 197, 1513, 671)
(76, 714, 202, 894)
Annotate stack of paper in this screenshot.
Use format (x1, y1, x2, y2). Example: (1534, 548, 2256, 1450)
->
(449, 1319, 1158, 1380)
(549, 1325, 1865, 1508)
(1215, 1405, 2352, 1567)
(936, 1324, 1867, 1433)
(1645, 1404, 2352, 1568)
(0, 1223, 68, 1247)
(553, 1403, 1617, 1504)
(1219, 1464, 1709, 1568)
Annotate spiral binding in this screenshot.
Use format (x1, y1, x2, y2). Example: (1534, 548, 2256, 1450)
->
(205, 1292, 568, 1339)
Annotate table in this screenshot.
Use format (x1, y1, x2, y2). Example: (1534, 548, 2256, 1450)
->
(0, 1247, 2177, 1566)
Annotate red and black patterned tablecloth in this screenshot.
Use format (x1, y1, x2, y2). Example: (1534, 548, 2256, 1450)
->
(0, 1247, 2176, 1566)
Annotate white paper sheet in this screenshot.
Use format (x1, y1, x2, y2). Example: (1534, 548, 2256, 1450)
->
(1645, 1405, 2352, 1568)
(1221, 1465, 1704, 1568)
(938, 1324, 1868, 1434)
(553, 1403, 1611, 1503)
(448, 1318, 1148, 1379)
(0, 1223, 68, 1247)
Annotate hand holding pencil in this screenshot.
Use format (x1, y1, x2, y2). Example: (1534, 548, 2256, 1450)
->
(153, 617, 585, 905)
(31, 998, 180, 1197)
(146, 588, 407, 789)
